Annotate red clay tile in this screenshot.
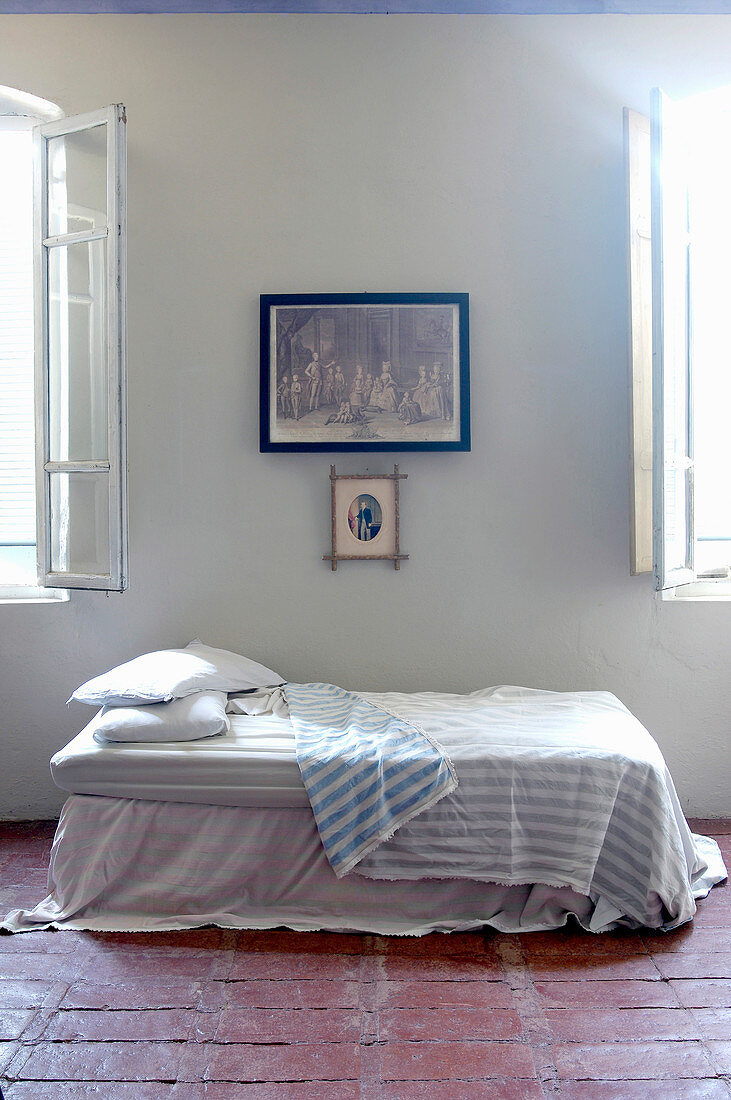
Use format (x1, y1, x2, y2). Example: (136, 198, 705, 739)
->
(227, 951, 361, 981)
(544, 1007, 700, 1042)
(519, 930, 644, 956)
(1, 853, 52, 875)
(533, 979, 680, 1009)
(642, 927, 730, 953)
(552, 1039, 716, 1079)
(5, 1084, 175, 1099)
(688, 819, 731, 835)
(0, 930, 77, 953)
(378, 932, 489, 957)
(234, 930, 368, 955)
(690, 1007, 731, 1039)
(15, 1040, 184, 1081)
(654, 953, 731, 980)
(0, 1040, 19, 1073)
(378, 955, 502, 981)
(0, 953, 78, 981)
(74, 939, 228, 962)
(0, 887, 48, 910)
(378, 979, 514, 1009)
(378, 1083, 544, 1099)
(0, 1009, 35, 1040)
(378, 1040, 536, 1081)
(178, 1040, 360, 1082)
(705, 1039, 731, 1073)
(686, 904, 731, 930)
(84, 929, 227, 951)
(0, 837, 50, 856)
(0, 822, 55, 840)
(671, 979, 731, 1008)
(74, 951, 226, 980)
(219, 978, 361, 1009)
(60, 979, 202, 1010)
(0, 979, 66, 1008)
(214, 1007, 361, 1043)
(527, 954, 660, 981)
(171, 1083, 360, 1099)
(39, 1008, 196, 1042)
(4, 869, 50, 890)
(379, 1006, 522, 1041)
(557, 1081, 730, 1098)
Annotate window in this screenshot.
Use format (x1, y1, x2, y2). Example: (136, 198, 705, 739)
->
(0, 118, 37, 590)
(628, 87, 731, 599)
(0, 88, 127, 598)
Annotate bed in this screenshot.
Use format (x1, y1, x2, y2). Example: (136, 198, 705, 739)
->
(3, 682, 726, 936)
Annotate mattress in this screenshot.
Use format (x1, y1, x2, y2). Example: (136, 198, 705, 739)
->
(50, 712, 309, 808)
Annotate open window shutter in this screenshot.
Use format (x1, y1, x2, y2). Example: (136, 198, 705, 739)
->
(34, 104, 127, 590)
(650, 88, 695, 591)
(625, 108, 653, 575)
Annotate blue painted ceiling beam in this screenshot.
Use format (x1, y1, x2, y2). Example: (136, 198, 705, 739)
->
(4, 1, 731, 12)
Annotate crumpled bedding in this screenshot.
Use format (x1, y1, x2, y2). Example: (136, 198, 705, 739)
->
(2, 795, 720, 935)
(286, 683, 726, 929)
(4, 682, 725, 936)
(227, 685, 290, 719)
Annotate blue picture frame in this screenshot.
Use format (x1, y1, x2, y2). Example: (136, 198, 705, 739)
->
(260, 292, 470, 453)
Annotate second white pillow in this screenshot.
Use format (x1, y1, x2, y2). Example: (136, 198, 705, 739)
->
(92, 690, 230, 743)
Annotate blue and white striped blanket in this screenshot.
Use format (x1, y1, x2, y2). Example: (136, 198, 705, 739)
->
(285, 682, 458, 878)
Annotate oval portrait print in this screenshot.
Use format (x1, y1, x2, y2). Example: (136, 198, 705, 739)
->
(348, 494, 383, 542)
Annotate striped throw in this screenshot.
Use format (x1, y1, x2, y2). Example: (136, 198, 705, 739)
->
(285, 681, 458, 878)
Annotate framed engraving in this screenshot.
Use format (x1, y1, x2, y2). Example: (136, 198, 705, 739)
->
(260, 292, 469, 452)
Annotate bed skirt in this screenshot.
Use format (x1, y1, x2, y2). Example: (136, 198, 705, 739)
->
(2, 795, 726, 936)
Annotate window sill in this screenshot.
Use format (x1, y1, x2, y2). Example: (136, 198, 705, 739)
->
(0, 586, 69, 604)
(661, 579, 731, 601)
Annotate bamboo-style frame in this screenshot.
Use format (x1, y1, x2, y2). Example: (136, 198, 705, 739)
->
(324, 465, 408, 571)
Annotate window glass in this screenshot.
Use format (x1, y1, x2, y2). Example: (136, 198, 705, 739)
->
(0, 127, 35, 556)
(48, 237, 108, 462)
(686, 95, 731, 572)
(50, 471, 109, 576)
(47, 124, 107, 237)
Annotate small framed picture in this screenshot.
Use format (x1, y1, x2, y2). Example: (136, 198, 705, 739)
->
(260, 292, 470, 452)
(324, 465, 408, 570)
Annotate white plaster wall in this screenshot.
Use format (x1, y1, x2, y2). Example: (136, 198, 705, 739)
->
(0, 13, 728, 819)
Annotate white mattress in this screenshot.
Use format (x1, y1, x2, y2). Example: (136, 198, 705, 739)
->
(50, 712, 309, 808)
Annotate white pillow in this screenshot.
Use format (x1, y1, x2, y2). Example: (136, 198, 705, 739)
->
(93, 690, 230, 743)
(71, 640, 284, 707)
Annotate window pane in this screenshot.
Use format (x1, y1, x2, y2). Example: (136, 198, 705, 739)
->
(47, 124, 107, 237)
(0, 128, 36, 547)
(0, 544, 36, 585)
(687, 94, 731, 548)
(50, 471, 109, 575)
(48, 238, 108, 462)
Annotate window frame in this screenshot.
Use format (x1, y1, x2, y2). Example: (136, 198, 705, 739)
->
(647, 87, 731, 600)
(33, 103, 128, 592)
(0, 87, 65, 601)
(625, 107, 653, 576)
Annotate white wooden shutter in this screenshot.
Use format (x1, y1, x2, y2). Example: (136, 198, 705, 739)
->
(34, 104, 127, 591)
(650, 88, 695, 591)
(625, 108, 653, 575)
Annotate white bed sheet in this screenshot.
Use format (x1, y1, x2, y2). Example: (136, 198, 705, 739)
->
(51, 713, 309, 808)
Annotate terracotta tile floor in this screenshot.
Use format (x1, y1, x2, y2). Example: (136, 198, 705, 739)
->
(0, 818, 729, 1098)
